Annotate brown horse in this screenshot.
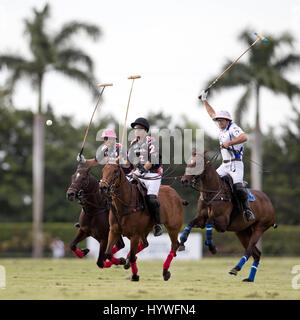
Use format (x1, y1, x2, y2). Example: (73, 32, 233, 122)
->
(99, 164, 185, 281)
(66, 165, 126, 268)
(180, 151, 276, 282)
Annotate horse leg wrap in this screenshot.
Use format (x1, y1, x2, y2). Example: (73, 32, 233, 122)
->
(237, 254, 249, 270)
(163, 250, 176, 271)
(180, 225, 192, 243)
(127, 243, 145, 258)
(248, 261, 259, 282)
(205, 224, 213, 245)
(110, 256, 121, 265)
(111, 245, 120, 255)
(99, 261, 113, 268)
(72, 247, 84, 259)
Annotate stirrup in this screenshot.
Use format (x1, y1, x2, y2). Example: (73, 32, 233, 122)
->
(154, 224, 163, 237)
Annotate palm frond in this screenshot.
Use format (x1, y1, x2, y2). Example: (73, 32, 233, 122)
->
(54, 22, 101, 45)
(274, 54, 300, 71)
(56, 48, 93, 72)
(0, 55, 28, 70)
(260, 67, 300, 99)
(202, 61, 251, 97)
(54, 66, 99, 98)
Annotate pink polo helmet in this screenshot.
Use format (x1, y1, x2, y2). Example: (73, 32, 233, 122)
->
(101, 128, 117, 139)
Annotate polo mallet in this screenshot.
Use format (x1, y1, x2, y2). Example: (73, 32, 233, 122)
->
(79, 83, 113, 157)
(199, 32, 268, 99)
(120, 75, 141, 148)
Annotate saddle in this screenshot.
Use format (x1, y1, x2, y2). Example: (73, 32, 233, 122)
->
(129, 178, 148, 215)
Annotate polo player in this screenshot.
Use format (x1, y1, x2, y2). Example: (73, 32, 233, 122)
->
(127, 117, 164, 236)
(200, 89, 255, 221)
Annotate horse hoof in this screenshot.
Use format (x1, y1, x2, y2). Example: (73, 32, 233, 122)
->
(163, 269, 171, 281)
(242, 278, 253, 282)
(124, 258, 130, 270)
(131, 274, 139, 282)
(82, 248, 90, 256)
(209, 244, 217, 255)
(229, 268, 238, 276)
(119, 257, 126, 265)
(178, 244, 185, 251)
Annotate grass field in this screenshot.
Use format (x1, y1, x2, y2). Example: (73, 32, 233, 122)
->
(0, 257, 299, 300)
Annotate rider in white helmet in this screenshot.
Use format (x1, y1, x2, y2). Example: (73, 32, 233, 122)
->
(200, 90, 255, 222)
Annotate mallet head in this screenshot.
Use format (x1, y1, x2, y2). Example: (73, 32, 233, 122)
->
(97, 83, 113, 87)
(254, 32, 268, 42)
(128, 75, 141, 80)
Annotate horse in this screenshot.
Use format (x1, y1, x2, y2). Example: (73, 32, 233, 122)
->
(66, 164, 126, 269)
(99, 163, 186, 282)
(180, 151, 276, 282)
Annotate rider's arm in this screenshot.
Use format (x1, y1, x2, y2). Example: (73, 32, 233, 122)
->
(203, 101, 216, 119)
(222, 133, 248, 149)
(85, 158, 99, 167)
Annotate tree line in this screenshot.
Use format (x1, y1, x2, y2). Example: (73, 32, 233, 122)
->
(0, 99, 299, 225)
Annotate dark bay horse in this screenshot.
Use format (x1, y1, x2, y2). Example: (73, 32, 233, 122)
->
(180, 151, 276, 282)
(99, 164, 185, 282)
(66, 165, 125, 268)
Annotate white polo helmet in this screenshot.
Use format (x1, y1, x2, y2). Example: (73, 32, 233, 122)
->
(213, 110, 232, 121)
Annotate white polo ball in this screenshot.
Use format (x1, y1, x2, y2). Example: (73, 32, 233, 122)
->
(46, 120, 53, 126)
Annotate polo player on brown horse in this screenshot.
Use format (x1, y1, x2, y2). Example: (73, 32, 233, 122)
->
(66, 164, 126, 269)
(179, 89, 276, 282)
(100, 117, 186, 281)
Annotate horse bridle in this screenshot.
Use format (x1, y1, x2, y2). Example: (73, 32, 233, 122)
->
(100, 167, 121, 196)
(68, 172, 104, 214)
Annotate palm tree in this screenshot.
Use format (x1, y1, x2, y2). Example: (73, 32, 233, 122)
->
(202, 29, 300, 192)
(0, 4, 101, 257)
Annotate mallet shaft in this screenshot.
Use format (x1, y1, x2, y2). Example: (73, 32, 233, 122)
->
(199, 32, 267, 98)
(79, 82, 112, 156)
(121, 76, 141, 148)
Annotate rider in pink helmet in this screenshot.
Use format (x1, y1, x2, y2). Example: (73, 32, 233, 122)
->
(77, 128, 119, 166)
(77, 128, 132, 172)
(101, 128, 117, 139)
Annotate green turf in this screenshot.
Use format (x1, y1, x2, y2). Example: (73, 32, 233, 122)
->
(0, 257, 299, 300)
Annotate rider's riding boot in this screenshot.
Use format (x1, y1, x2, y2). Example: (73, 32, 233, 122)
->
(234, 183, 255, 222)
(146, 195, 163, 236)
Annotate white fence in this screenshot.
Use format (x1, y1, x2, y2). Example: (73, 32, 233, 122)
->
(87, 233, 202, 260)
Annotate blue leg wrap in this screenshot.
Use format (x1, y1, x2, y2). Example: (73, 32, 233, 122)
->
(248, 261, 259, 282)
(237, 254, 249, 270)
(205, 224, 213, 245)
(180, 225, 192, 243)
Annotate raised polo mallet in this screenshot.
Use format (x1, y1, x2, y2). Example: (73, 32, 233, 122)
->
(120, 75, 141, 148)
(79, 83, 113, 157)
(199, 32, 268, 99)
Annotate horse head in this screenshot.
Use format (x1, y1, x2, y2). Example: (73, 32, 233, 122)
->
(181, 149, 211, 187)
(66, 164, 94, 201)
(99, 163, 123, 196)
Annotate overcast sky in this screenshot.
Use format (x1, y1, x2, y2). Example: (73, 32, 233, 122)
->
(1, 0, 300, 139)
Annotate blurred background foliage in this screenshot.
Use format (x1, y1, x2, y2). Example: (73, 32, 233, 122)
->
(1, 98, 300, 225)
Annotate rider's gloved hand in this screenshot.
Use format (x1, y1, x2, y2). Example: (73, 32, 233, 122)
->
(133, 167, 147, 178)
(199, 89, 208, 101)
(77, 153, 86, 163)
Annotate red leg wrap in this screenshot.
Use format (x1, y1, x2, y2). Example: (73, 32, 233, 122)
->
(163, 250, 176, 270)
(73, 247, 84, 259)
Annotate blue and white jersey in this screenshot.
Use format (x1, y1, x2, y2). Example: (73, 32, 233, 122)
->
(219, 122, 244, 161)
